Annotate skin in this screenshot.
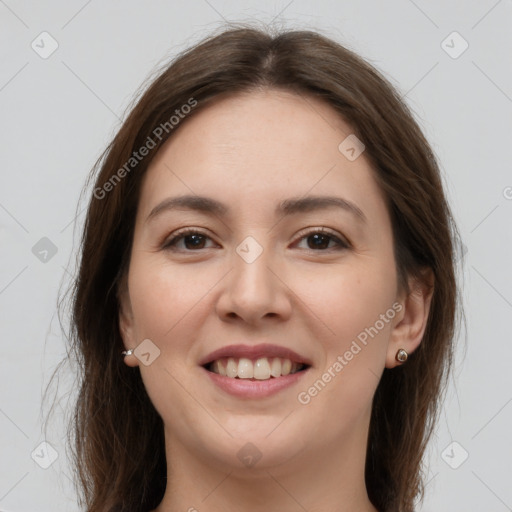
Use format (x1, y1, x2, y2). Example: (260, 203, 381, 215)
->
(118, 89, 433, 512)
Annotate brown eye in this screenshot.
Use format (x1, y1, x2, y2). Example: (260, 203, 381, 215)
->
(295, 228, 349, 251)
(306, 232, 332, 250)
(180, 233, 207, 250)
(163, 230, 215, 251)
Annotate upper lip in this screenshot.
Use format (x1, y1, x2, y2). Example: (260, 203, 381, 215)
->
(199, 343, 312, 367)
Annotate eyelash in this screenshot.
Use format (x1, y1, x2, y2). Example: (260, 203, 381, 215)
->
(162, 227, 350, 253)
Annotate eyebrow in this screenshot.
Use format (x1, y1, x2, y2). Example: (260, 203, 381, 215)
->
(146, 194, 367, 224)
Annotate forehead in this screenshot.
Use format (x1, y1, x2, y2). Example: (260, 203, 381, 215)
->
(151, 89, 354, 172)
(138, 89, 388, 226)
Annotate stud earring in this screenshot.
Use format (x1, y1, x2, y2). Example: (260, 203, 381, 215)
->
(395, 348, 408, 363)
(121, 349, 134, 356)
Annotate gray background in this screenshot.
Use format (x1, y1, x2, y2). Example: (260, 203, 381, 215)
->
(1, 1, 511, 510)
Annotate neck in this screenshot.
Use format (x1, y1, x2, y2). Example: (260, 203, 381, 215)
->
(153, 419, 378, 512)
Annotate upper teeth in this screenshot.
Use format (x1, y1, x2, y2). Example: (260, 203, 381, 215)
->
(209, 357, 304, 380)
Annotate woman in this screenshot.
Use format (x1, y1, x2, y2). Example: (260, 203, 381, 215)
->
(66, 24, 461, 511)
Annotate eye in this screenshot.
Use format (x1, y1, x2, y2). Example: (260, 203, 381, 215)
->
(294, 228, 350, 251)
(162, 227, 350, 253)
(162, 229, 217, 251)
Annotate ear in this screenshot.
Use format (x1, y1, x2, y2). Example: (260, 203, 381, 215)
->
(386, 269, 434, 368)
(117, 277, 139, 368)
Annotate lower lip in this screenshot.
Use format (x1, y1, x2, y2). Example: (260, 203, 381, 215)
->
(201, 366, 309, 399)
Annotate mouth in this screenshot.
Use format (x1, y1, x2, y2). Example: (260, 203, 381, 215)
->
(200, 344, 312, 398)
(203, 356, 310, 381)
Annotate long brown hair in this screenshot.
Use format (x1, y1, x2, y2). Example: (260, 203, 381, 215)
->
(60, 24, 462, 511)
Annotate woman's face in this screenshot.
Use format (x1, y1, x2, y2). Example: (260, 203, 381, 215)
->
(119, 89, 414, 472)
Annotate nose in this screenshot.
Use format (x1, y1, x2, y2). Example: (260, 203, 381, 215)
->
(216, 243, 292, 326)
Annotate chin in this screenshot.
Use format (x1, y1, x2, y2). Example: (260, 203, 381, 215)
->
(191, 422, 308, 471)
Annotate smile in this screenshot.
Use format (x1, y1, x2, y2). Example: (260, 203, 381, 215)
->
(205, 357, 308, 380)
(199, 343, 312, 398)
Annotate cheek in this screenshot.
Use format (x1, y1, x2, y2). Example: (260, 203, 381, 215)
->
(127, 259, 212, 429)
(127, 257, 216, 340)
(295, 262, 397, 421)
(293, 259, 397, 348)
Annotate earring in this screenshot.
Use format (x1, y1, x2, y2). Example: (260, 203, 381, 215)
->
(395, 348, 408, 363)
(122, 349, 134, 356)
